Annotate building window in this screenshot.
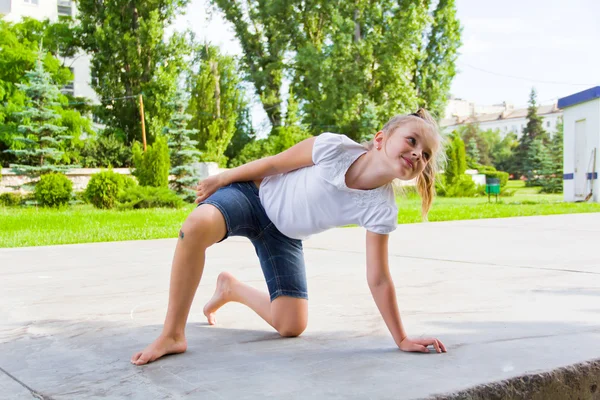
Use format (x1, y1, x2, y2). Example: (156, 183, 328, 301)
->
(24, 0, 39, 5)
(546, 121, 551, 127)
(61, 68, 75, 96)
(57, 0, 73, 16)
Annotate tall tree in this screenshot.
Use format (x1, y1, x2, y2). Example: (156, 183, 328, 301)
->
(540, 117, 564, 193)
(444, 132, 466, 185)
(224, 104, 255, 167)
(77, 0, 191, 144)
(0, 19, 74, 166)
(516, 87, 547, 178)
(413, 0, 462, 119)
(187, 44, 247, 166)
(524, 137, 552, 187)
(210, 0, 293, 130)
(493, 132, 518, 175)
(164, 92, 201, 201)
(4, 55, 73, 186)
(291, 0, 431, 141)
(465, 137, 480, 166)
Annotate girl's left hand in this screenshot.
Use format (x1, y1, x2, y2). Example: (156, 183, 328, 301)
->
(399, 337, 447, 353)
(195, 174, 226, 204)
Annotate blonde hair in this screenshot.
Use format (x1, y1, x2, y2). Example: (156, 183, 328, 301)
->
(364, 108, 446, 221)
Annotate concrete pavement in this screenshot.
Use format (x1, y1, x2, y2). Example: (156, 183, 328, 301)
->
(1, 213, 600, 399)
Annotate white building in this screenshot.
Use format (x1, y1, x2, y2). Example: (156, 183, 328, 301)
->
(558, 86, 600, 203)
(0, 0, 98, 103)
(441, 98, 563, 139)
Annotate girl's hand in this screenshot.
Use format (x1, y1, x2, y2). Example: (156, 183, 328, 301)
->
(195, 174, 226, 204)
(399, 337, 447, 353)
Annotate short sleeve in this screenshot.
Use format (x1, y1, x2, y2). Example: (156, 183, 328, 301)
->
(363, 204, 398, 235)
(312, 132, 344, 165)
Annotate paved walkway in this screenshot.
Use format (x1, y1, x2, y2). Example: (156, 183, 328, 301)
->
(1, 213, 599, 399)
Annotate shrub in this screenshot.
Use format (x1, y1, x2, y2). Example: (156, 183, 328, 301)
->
(34, 173, 73, 207)
(0, 192, 22, 207)
(132, 136, 170, 188)
(117, 186, 184, 210)
(80, 132, 132, 168)
(476, 164, 509, 188)
(85, 170, 135, 209)
(444, 133, 467, 185)
(437, 174, 481, 197)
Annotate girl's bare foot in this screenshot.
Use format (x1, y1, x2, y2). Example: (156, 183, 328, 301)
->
(203, 272, 237, 325)
(130, 335, 187, 366)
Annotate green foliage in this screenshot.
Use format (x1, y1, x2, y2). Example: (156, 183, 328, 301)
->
(494, 132, 519, 175)
(132, 136, 170, 188)
(413, 0, 462, 119)
(0, 192, 22, 207)
(229, 97, 312, 167)
(187, 44, 247, 166)
(225, 107, 255, 167)
(85, 170, 135, 209)
(5, 54, 77, 184)
(444, 133, 466, 185)
(210, 0, 292, 130)
(117, 185, 184, 209)
(524, 137, 553, 187)
(436, 174, 479, 197)
(34, 173, 73, 207)
(0, 18, 76, 167)
(465, 137, 480, 167)
(213, 0, 462, 138)
(457, 123, 519, 175)
(540, 118, 564, 193)
(515, 88, 548, 178)
(291, 1, 428, 141)
(77, 0, 191, 144)
(80, 132, 133, 168)
(476, 165, 509, 188)
(164, 92, 201, 200)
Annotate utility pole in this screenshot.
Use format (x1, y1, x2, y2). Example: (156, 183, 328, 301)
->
(139, 94, 147, 151)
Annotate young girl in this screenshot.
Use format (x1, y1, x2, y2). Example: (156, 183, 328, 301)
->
(131, 108, 447, 365)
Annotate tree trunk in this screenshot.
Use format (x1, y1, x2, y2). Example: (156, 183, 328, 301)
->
(210, 60, 221, 119)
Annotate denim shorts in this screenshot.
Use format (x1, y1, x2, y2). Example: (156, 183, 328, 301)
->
(198, 181, 308, 301)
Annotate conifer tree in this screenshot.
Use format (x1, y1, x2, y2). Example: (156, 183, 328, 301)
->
(516, 87, 547, 180)
(164, 92, 201, 201)
(5, 54, 73, 188)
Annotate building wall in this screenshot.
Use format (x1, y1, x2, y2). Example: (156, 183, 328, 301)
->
(3, 0, 57, 22)
(0, 0, 12, 14)
(65, 54, 98, 101)
(563, 98, 600, 202)
(443, 113, 562, 139)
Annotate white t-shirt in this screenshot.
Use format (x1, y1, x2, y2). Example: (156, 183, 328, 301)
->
(259, 132, 398, 240)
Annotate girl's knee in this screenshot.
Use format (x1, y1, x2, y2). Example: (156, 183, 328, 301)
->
(271, 296, 308, 337)
(181, 204, 226, 247)
(275, 319, 307, 337)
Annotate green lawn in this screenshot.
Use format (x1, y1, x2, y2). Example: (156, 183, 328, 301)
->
(0, 204, 194, 248)
(396, 193, 600, 224)
(1, 182, 600, 248)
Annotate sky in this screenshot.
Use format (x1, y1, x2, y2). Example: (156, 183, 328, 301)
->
(172, 0, 600, 133)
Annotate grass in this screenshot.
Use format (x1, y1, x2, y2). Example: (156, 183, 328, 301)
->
(0, 204, 194, 248)
(395, 193, 600, 224)
(1, 182, 599, 248)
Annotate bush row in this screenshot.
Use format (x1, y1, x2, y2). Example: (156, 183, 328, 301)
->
(1, 170, 185, 209)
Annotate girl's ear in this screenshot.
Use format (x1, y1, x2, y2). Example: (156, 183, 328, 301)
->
(374, 131, 384, 148)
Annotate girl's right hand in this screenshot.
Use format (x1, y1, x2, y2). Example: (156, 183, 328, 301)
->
(195, 174, 226, 204)
(399, 337, 447, 353)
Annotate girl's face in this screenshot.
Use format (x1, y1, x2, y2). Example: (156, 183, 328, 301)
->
(375, 120, 438, 181)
